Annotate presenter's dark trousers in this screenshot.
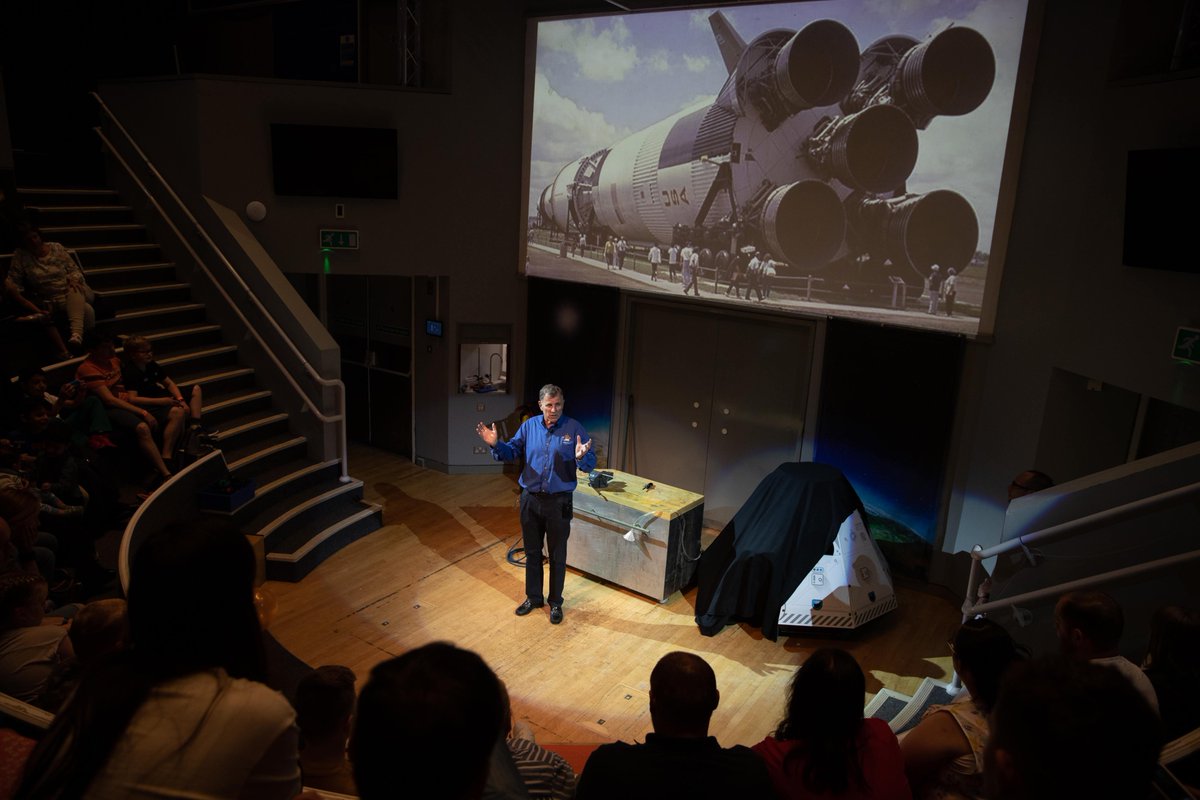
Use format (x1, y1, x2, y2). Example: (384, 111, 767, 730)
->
(520, 489, 572, 606)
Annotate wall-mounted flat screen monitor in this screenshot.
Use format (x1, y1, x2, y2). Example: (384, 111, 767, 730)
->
(521, 0, 1038, 338)
(271, 123, 399, 199)
(1123, 147, 1200, 273)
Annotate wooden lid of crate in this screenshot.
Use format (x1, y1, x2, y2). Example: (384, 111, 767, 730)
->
(573, 469, 703, 520)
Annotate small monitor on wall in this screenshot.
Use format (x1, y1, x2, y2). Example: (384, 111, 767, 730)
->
(425, 319, 444, 337)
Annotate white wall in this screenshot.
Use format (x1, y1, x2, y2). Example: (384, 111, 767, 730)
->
(943, 0, 1200, 556)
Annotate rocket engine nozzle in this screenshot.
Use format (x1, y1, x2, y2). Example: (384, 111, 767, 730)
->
(820, 103, 919, 193)
(738, 21, 859, 130)
(891, 26, 995, 128)
(848, 189, 978, 276)
(776, 20, 861, 111)
(761, 179, 846, 270)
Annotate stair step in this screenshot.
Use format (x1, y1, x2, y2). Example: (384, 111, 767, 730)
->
(136, 323, 223, 349)
(84, 261, 175, 276)
(211, 411, 290, 449)
(17, 187, 118, 196)
(103, 303, 208, 335)
(232, 459, 342, 515)
(225, 433, 308, 474)
(246, 479, 364, 540)
(24, 205, 136, 226)
(157, 342, 238, 364)
(201, 389, 273, 426)
(204, 460, 340, 522)
(40, 223, 145, 234)
(72, 243, 161, 267)
(264, 503, 382, 582)
(172, 365, 255, 393)
(24, 205, 133, 213)
(95, 283, 192, 312)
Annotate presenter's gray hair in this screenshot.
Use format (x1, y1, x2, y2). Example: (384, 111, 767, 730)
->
(539, 384, 564, 402)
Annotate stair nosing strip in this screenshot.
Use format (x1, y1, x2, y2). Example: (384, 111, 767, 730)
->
(213, 413, 289, 442)
(202, 390, 273, 415)
(84, 262, 175, 274)
(113, 303, 204, 320)
(158, 345, 238, 365)
(265, 504, 381, 562)
(96, 283, 189, 296)
(226, 436, 307, 472)
(254, 459, 341, 499)
(252, 480, 364, 539)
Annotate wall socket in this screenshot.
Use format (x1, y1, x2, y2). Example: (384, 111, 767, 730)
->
(472, 446, 486, 455)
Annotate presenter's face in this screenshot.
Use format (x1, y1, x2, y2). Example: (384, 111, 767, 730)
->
(540, 395, 564, 426)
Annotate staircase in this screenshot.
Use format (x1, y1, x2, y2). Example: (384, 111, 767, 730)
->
(22, 185, 382, 582)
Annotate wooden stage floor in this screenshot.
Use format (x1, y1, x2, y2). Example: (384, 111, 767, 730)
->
(267, 444, 960, 747)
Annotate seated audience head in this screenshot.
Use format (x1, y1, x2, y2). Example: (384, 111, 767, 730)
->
(1007, 469, 1053, 501)
(127, 518, 265, 679)
(985, 656, 1161, 800)
(294, 665, 357, 749)
(0, 488, 41, 551)
(1145, 604, 1200, 674)
(18, 369, 47, 399)
(20, 398, 53, 432)
(950, 617, 1027, 712)
(1054, 590, 1123, 659)
(0, 572, 47, 631)
(14, 222, 43, 255)
(648, 651, 720, 737)
(19, 519, 265, 798)
(69, 598, 130, 667)
(774, 647, 867, 794)
(351, 641, 504, 800)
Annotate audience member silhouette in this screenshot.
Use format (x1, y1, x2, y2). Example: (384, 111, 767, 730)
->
(19, 520, 301, 798)
(1006, 469, 1053, 501)
(576, 651, 774, 800)
(1143, 604, 1200, 739)
(753, 648, 911, 800)
(294, 664, 358, 795)
(499, 679, 576, 800)
(0, 572, 73, 704)
(351, 641, 506, 800)
(9, 222, 95, 350)
(984, 656, 1161, 800)
(1055, 589, 1159, 714)
(901, 618, 1026, 800)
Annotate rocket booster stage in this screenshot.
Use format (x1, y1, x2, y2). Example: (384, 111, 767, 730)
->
(538, 12, 995, 281)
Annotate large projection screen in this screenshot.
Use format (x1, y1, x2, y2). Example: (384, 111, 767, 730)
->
(522, 0, 1037, 338)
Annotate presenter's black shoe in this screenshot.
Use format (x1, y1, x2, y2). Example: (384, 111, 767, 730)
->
(550, 605, 564, 625)
(515, 599, 544, 616)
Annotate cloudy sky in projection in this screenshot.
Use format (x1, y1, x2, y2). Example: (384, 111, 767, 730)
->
(529, 0, 1031, 254)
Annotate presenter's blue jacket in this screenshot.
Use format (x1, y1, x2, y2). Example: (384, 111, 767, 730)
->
(491, 415, 596, 494)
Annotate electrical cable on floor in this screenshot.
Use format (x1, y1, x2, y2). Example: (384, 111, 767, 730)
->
(506, 537, 526, 566)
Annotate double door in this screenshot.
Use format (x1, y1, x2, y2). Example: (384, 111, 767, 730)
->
(626, 302, 815, 524)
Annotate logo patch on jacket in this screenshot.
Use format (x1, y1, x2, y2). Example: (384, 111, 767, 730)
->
(562, 435, 572, 444)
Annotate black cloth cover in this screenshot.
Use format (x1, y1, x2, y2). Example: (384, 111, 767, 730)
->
(694, 462, 865, 641)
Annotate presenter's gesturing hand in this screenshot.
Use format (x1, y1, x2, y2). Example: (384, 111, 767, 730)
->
(475, 422, 499, 448)
(575, 435, 593, 461)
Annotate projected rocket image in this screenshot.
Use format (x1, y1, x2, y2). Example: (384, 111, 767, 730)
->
(533, 8, 1001, 303)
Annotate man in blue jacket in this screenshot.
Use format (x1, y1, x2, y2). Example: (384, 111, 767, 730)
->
(476, 384, 595, 624)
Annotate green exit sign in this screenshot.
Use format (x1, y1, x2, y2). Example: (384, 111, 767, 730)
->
(1173, 327, 1200, 365)
(320, 229, 359, 250)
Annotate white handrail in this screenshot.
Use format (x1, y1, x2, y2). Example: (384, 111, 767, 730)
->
(90, 92, 349, 481)
(962, 480, 1200, 620)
